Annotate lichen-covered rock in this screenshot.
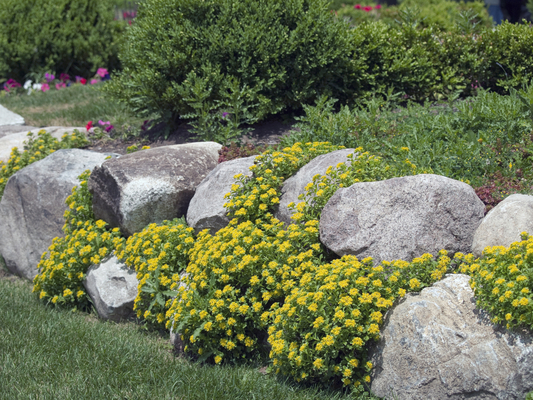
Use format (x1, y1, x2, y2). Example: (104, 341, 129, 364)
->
(88, 142, 221, 237)
(320, 174, 484, 265)
(186, 156, 256, 234)
(472, 194, 533, 257)
(369, 274, 533, 400)
(0, 149, 116, 280)
(275, 149, 355, 225)
(83, 254, 138, 322)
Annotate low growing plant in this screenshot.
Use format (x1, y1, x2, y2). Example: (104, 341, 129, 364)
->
(33, 171, 124, 309)
(455, 235, 533, 330)
(116, 219, 195, 328)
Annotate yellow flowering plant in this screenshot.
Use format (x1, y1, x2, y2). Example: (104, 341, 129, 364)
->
(291, 147, 424, 222)
(166, 217, 325, 363)
(0, 129, 88, 199)
(33, 170, 124, 308)
(115, 218, 195, 328)
(224, 142, 343, 223)
(455, 233, 533, 330)
(269, 251, 450, 390)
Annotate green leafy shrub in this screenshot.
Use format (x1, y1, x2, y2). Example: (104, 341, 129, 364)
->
(0, 129, 89, 199)
(33, 171, 124, 308)
(269, 252, 450, 388)
(105, 0, 357, 135)
(0, 0, 124, 82)
(116, 219, 195, 328)
(282, 88, 533, 188)
(455, 235, 533, 330)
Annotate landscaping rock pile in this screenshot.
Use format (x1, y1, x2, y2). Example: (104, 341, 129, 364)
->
(1, 143, 532, 399)
(0, 149, 117, 279)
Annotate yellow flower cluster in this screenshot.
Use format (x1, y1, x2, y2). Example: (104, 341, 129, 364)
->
(224, 142, 343, 223)
(165, 217, 324, 364)
(116, 218, 195, 328)
(0, 129, 88, 200)
(455, 233, 533, 330)
(33, 170, 124, 308)
(269, 251, 450, 388)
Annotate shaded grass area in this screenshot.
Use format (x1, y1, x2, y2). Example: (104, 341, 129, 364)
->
(0, 84, 146, 138)
(0, 277, 371, 400)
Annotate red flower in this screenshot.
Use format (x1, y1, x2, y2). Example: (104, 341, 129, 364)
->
(80, 78, 87, 85)
(375, 4, 382, 9)
(86, 121, 93, 131)
(354, 4, 361, 9)
(363, 5, 373, 12)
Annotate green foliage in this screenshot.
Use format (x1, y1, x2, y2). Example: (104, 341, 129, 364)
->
(455, 235, 533, 330)
(105, 0, 356, 137)
(270, 252, 450, 389)
(282, 88, 533, 188)
(116, 219, 195, 329)
(0, 0, 124, 82)
(0, 129, 89, 199)
(33, 171, 124, 308)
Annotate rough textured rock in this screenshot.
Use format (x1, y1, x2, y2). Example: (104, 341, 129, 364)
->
(0, 104, 25, 126)
(0, 149, 116, 280)
(0, 126, 87, 163)
(320, 174, 484, 264)
(472, 194, 533, 257)
(187, 156, 257, 234)
(369, 274, 533, 400)
(83, 254, 138, 322)
(89, 142, 221, 236)
(275, 149, 355, 225)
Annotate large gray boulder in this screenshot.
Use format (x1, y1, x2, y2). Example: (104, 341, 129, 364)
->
(370, 274, 533, 400)
(0, 149, 116, 280)
(186, 156, 257, 234)
(89, 142, 221, 237)
(275, 149, 355, 225)
(472, 194, 533, 257)
(320, 174, 484, 265)
(83, 254, 138, 322)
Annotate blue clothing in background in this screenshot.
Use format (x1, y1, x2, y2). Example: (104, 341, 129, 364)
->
(488, 4, 504, 24)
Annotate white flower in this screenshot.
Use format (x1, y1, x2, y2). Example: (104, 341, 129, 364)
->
(32, 83, 42, 90)
(23, 80, 32, 89)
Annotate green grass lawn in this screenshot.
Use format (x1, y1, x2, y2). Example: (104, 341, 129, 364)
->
(0, 275, 373, 400)
(0, 83, 147, 139)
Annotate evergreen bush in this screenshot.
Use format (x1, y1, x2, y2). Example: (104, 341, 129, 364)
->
(0, 0, 124, 82)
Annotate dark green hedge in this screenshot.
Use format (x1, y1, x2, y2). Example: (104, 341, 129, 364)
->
(0, 0, 124, 82)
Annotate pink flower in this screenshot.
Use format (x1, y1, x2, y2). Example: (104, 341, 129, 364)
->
(41, 83, 50, 92)
(375, 5, 382, 9)
(45, 73, 55, 83)
(96, 68, 108, 78)
(354, 4, 362, 9)
(104, 125, 114, 133)
(59, 73, 70, 82)
(363, 5, 373, 12)
(90, 79, 99, 85)
(55, 82, 66, 90)
(86, 121, 93, 131)
(98, 120, 111, 126)
(3, 79, 21, 92)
